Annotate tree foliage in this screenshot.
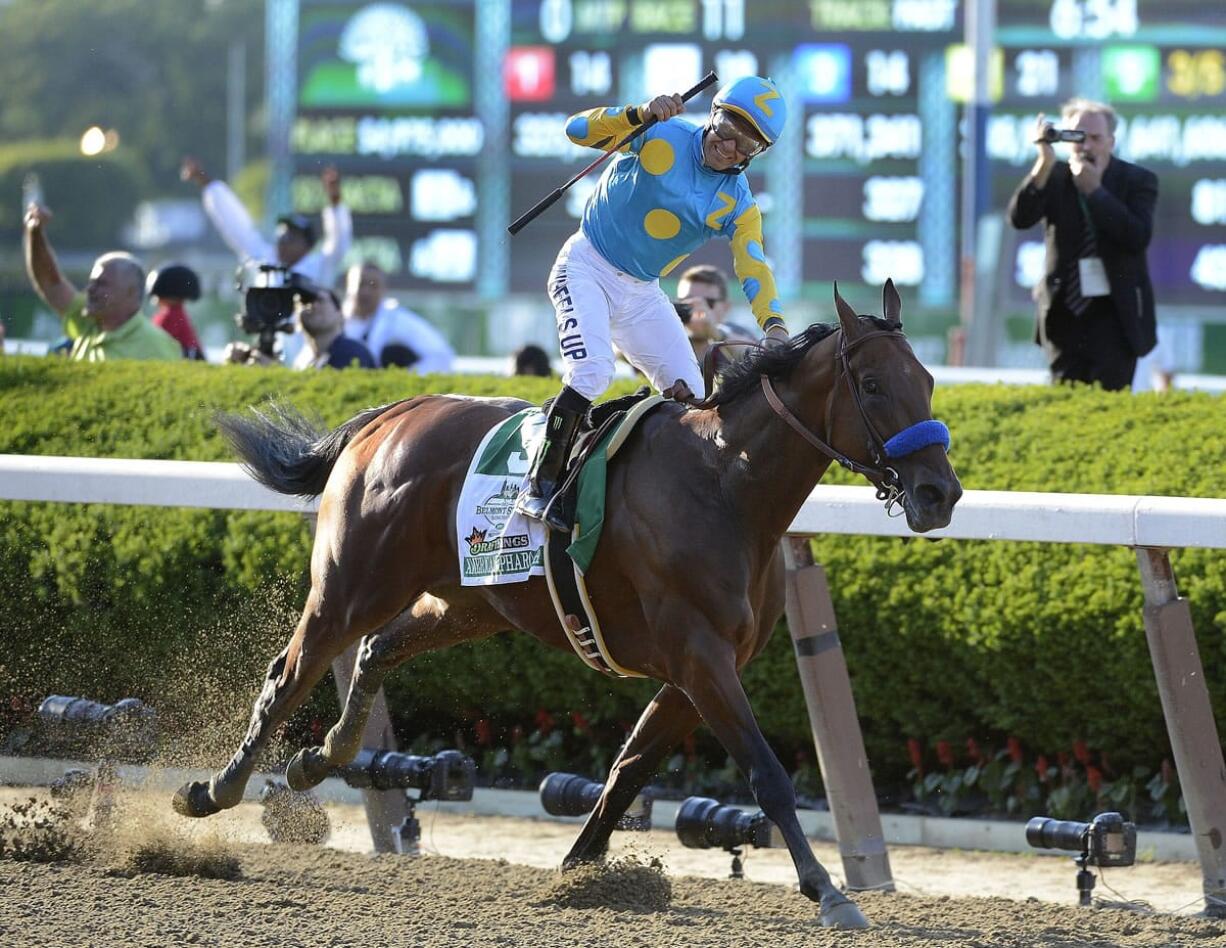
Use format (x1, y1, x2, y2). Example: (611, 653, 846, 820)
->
(0, 0, 263, 196)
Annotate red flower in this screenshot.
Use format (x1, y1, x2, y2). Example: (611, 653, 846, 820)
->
(570, 711, 590, 733)
(1072, 740, 1091, 766)
(1035, 754, 1050, 782)
(935, 740, 955, 768)
(534, 708, 555, 736)
(1086, 765, 1103, 794)
(907, 738, 924, 773)
(1007, 736, 1023, 764)
(966, 738, 983, 764)
(474, 718, 492, 746)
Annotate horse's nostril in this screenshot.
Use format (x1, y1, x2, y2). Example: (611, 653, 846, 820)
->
(914, 483, 945, 509)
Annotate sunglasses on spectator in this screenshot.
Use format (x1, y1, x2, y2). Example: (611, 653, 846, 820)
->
(710, 109, 768, 159)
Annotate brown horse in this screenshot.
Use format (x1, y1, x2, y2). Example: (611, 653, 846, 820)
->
(173, 282, 960, 929)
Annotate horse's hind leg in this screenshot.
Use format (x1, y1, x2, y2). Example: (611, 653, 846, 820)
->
(562, 684, 700, 868)
(172, 589, 365, 817)
(286, 592, 497, 791)
(680, 639, 870, 930)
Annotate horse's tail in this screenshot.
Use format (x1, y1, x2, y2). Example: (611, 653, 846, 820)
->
(214, 401, 402, 498)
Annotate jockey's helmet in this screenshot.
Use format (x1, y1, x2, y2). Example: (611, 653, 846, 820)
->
(710, 76, 787, 152)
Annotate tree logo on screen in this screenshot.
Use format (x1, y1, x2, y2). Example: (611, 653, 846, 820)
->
(299, 3, 471, 108)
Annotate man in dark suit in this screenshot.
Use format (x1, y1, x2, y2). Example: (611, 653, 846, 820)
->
(1008, 99, 1158, 391)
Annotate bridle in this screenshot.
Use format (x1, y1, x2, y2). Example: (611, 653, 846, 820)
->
(694, 327, 948, 516)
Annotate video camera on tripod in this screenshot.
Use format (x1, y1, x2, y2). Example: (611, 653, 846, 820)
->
(235, 264, 319, 359)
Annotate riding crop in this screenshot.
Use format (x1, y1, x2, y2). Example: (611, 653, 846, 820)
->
(507, 71, 718, 235)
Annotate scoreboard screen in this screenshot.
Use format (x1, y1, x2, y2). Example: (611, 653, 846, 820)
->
(993, 0, 1226, 306)
(292, 0, 483, 290)
(279, 0, 1226, 326)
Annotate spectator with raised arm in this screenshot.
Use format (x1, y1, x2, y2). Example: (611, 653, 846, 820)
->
(181, 158, 352, 286)
(23, 204, 179, 362)
(182, 158, 352, 364)
(341, 261, 454, 372)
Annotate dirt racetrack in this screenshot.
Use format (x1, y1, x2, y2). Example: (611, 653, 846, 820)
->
(3, 790, 1225, 948)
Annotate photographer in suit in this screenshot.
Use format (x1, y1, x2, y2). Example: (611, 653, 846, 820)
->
(1008, 99, 1158, 391)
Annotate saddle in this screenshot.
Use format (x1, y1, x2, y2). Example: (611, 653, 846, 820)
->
(542, 387, 664, 678)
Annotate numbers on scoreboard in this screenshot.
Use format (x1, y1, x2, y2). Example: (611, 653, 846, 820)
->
(700, 0, 745, 41)
(865, 50, 911, 97)
(540, 0, 573, 44)
(569, 50, 612, 96)
(1048, 0, 1137, 41)
(1014, 50, 1060, 98)
(1167, 50, 1226, 101)
(861, 240, 924, 286)
(862, 176, 924, 222)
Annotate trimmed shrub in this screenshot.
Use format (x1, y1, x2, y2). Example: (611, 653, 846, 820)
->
(0, 356, 1222, 795)
(0, 140, 148, 249)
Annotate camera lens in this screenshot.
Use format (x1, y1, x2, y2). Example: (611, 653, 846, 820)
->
(1025, 817, 1089, 852)
(539, 772, 603, 817)
(675, 796, 773, 850)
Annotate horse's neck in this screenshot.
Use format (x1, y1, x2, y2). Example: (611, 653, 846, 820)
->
(713, 373, 836, 543)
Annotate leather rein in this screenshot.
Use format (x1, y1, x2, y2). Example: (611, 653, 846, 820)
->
(686, 328, 912, 512)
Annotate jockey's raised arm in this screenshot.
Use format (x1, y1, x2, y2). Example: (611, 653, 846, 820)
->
(517, 76, 791, 531)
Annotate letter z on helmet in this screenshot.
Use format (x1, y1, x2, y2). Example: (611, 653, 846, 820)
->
(711, 76, 787, 150)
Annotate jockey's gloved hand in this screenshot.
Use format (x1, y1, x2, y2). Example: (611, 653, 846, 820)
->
(640, 94, 684, 124)
(764, 325, 790, 349)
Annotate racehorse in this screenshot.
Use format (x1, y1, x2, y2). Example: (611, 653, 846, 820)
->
(173, 281, 961, 929)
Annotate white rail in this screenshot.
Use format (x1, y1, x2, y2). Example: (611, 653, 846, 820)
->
(2, 454, 1223, 550)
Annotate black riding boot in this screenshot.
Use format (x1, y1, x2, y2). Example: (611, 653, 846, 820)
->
(517, 386, 589, 532)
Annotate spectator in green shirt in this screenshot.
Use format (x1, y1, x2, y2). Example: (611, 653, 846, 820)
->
(23, 204, 180, 362)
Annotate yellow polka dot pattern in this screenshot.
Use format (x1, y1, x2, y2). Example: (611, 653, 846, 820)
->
(644, 208, 681, 240)
(639, 139, 675, 175)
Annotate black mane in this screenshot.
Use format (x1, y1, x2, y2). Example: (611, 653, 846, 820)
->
(709, 316, 901, 407)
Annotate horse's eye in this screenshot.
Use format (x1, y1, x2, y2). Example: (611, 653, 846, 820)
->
(862, 378, 881, 395)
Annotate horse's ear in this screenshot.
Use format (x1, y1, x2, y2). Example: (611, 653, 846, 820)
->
(833, 282, 863, 339)
(882, 278, 902, 326)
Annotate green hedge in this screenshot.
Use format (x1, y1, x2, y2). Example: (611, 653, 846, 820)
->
(0, 356, 1223, 792)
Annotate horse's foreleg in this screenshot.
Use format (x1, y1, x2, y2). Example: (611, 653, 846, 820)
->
(287, 593, 492, 791)
(562, 684, 701, 869)
(172, 596, 356, 817)
(680, 641, 870, 931)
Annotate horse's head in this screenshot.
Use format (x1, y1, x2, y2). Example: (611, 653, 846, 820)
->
(816, 280, 961, 532)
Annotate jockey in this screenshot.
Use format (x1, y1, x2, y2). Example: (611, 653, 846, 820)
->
(517, 76, 790, 531)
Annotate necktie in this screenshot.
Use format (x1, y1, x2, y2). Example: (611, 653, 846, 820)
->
(1065, 195, 1097, 316)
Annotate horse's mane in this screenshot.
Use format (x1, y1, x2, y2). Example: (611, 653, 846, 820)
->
(708, 315, 902, 407)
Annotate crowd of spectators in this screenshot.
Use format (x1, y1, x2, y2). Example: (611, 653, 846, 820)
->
(6, 96, 1173, 391)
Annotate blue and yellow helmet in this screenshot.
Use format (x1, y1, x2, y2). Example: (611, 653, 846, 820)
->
(711, 76, 787, 148)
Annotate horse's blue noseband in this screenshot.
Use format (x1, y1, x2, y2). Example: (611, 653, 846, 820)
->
(884, 420, 950, 459)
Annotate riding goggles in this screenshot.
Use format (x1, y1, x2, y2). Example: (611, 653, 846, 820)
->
(710, 109, 768, 159)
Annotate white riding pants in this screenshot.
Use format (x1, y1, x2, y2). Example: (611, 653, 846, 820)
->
(548, 231, 703, 401)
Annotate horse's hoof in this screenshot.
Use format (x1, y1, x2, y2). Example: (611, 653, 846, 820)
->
(820, 896, 870, 930)
(285, 747, 329, 791)
(172, 780, 222, 818)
